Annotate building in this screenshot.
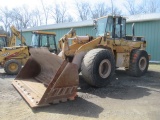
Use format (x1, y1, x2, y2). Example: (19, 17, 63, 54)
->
(21, 20, 94, 45)
(126, 13, 160, 63)
(22, 13, 160, 63)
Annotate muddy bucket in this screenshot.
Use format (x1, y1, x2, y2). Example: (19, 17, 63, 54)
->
(12, 48, 79, 107)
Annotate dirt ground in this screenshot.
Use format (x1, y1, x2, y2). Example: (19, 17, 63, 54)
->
(0, 64, 160, 120)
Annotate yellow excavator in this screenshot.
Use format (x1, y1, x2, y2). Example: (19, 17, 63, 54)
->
(12, 15, 150, 107)
(0, 25, 26, 48)
(8, 25, 27, 46)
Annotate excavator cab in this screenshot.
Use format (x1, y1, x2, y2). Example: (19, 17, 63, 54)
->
(0, 34, 7, 48)
(31, 31, 58, 53)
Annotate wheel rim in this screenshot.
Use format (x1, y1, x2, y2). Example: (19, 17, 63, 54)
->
(8, 63, 18, 72)
(98, 59, 111, 78)
(139, 57, 147, 71)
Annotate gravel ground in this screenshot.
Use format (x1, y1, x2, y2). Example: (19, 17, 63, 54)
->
(0, 64, 160, 120)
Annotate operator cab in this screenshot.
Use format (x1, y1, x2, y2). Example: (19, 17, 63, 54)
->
(95, 15, 145, 41)
(0, 35, 7, 49)
(95, 15, 126, 39)
(31, 31, 57, 53)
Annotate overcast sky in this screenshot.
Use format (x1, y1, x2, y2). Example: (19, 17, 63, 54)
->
(0, 0, 143, 14)
(1, 0, 121, 9)
(0, 0, 147, 26)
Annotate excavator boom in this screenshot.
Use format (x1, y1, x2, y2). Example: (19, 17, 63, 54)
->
(10, 25, 26, 46)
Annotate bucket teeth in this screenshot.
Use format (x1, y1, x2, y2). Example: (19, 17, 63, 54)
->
(12, 48, 79, 107)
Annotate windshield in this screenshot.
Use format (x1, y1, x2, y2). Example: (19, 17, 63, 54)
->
(31, 33, 57, 53)
(96, 17, 107, 37)
(0, 37, 6, 48)
(106, 16, 113, 38)
(31, 34, 38, 47)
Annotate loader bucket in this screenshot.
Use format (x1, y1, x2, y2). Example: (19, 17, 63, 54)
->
(12, 48, 79, 107)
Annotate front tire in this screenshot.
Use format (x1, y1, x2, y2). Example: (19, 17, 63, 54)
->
(127, 50, 149, 77)
(81, 48, 115, 87)
(4, 59, 21, 75)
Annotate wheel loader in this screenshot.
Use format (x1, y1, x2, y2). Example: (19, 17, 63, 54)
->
(12, 15, 150, 107)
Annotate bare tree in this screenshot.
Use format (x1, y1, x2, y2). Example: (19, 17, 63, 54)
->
(89, 2, 121, 19)
(139, 0, 160, 13)
(65, 15, 74, 22)
(11, 5, 32, 29)
(110, 0, 114, 15)
(124, 0, 139, 15)
(30, 8, 43, 27)
(90, 2, 110, 19)
(124, 0, 160, 15)
(60, 3, 67, 23)
(40, 0, 50, 25)
(148, 0, 159, 13)
(112, 8, 122, 16)
(50, 4, 61, 23)
(0, 7, 12, 31)
(110, 0, 122, 16)
(75, 1, 91, 21)
(50, 2, 73, 23)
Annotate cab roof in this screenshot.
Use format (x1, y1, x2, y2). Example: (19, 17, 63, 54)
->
(32, 31, 56, 35)
(0, 34, 7, 37)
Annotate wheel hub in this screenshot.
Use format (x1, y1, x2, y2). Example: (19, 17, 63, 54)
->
(9, 63, 18, 71)
(139, 57, 147, 71)
(98, 59, 111, 79)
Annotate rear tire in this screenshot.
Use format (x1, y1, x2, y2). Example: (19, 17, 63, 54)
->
(4, 59, 21, 75)
(81, 48, 115, 87)
(126, 50, 149, 77)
